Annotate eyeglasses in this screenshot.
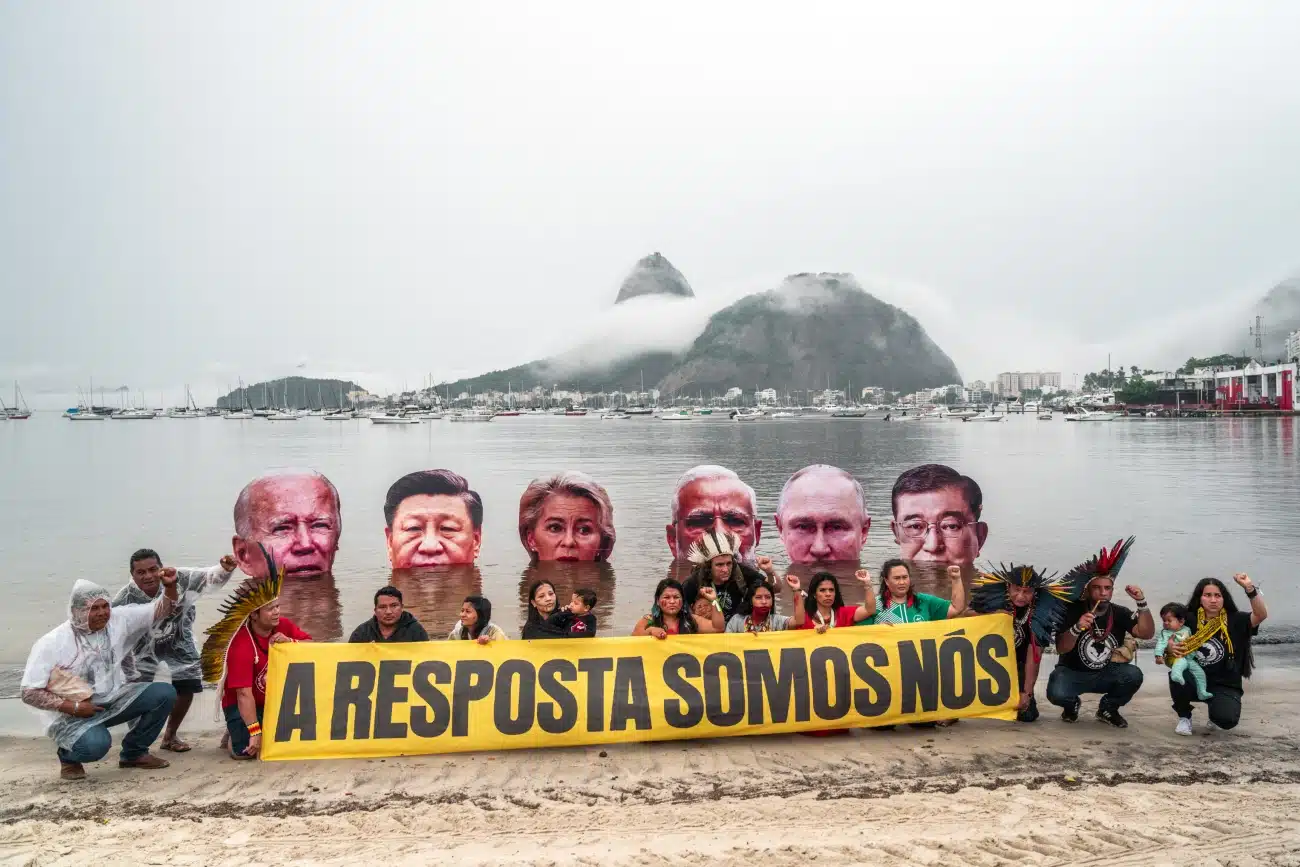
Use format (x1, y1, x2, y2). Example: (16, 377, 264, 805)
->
(898, 518, 970, 540)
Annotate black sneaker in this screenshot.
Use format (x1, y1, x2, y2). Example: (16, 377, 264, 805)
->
(1096, 707, 1128, 728)
(1061, 698, 1080, 723)
(1017, 696, 1040, 724)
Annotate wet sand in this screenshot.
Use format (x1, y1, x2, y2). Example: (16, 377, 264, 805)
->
(1, 654, 1298, 866)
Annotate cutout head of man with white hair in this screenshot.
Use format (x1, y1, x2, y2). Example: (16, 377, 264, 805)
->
(775, 465, 870, 564)
(232, 470, 342, 579)
(665, 465, 761, 561)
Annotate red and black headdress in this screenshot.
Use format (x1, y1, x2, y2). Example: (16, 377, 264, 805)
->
(1061, 536, 1137, 599)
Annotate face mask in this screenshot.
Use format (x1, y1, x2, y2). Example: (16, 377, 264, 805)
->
(751, 605, 771, 622)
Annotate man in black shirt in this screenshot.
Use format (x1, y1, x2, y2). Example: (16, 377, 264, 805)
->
(348, 587, 430, 643)
(1047, 538, 1155, 728)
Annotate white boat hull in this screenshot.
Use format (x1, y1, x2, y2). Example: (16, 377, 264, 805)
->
(371, 416, 420, 424)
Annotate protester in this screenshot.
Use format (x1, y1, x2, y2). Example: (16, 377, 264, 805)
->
(521, 580, 572, 639)
(518, 471, 616, 561)
(348, 586, 430, 643)
(112, 549, 238, 752)
(869, 559, 966, 624)
(231, 469, 342, 579)
(774, 465, 871, 564)
(1047, 538, 1154, 729)
(22, 571, 182, 780)
(794, 569, 877, 632)
(665, 465, 762, 561)
(1160, 573, 1267, 734)
(681, 529, 759, 621)
(972, 564, 1078, 723)
(384, 469, 483, 568)
(448, 595, 509, 643)
(633, 579, 725, 638)
(546, 588, 599, 637)
(726, 575, 804, 633)
(202, 551, 312, 760)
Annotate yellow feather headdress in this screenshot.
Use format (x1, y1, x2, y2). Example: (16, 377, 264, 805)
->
(201, 544, 283, 684)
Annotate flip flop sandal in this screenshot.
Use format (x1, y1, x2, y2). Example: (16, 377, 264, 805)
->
(161, 739, 192, 753)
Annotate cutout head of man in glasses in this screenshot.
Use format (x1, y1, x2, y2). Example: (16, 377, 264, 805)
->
(889, 464, 988, 567)
(666, 465, 761, 561)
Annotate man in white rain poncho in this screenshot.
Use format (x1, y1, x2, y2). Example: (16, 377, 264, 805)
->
(112, 548, 238, 752)
(21, 571, 181, 781)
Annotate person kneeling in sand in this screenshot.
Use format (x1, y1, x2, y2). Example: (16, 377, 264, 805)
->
(349, 586, 430, 643)
(449, 595, 509, 643)
(203, 554, 311, 760)
(21, 572, 182, 780)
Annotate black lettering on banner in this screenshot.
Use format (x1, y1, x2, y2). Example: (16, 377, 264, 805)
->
(374, 659, 411, 739)
(451, 659, 494, 738)
(744, 648, 810, 725)
(275, 662, 317, 742)
(537, 659, 579, 734)
(494, 660, 536, 736)
(975, 633, 1013, 705)
(849, 643, 891, 717)
(577, 657, 614, 733)
(898, 639, 940, 714)
(410, 660, 452, 738)
(662, 654, 704, 728)
(703, 652, 745, 727)
(610, 657, 651, 731)
(331, 661, 376, 740)
(938, 632, 976, 710)
(809, 646, 850, 720)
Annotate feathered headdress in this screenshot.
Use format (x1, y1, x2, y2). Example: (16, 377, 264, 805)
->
(1060, 536, 1137, 599)
(685, 529, 742, 565)
(972, 563, 1075, 645)
(201, 544, 283, 684)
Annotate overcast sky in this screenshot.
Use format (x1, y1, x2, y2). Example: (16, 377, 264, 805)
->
(3, 2, 1298, 405)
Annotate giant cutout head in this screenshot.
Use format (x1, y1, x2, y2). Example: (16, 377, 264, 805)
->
(665, 464, 761, 561)
(889, 463, 987, 567)
(384, 469, 483, 568)
(231, 469, 342, 579)
(775, 464, 870, 564)
(518, 471, 616, 562)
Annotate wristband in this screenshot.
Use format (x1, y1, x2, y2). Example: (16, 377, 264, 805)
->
(1136, 600, 1148, 610)
(1246, 587, 1259, 599)
(797, 590, 808, 598)
(247, 722, 262, 736)
(712, 598, 723, 612)
(73, 700, 81, 714)
(1070, 624, 1083, 636)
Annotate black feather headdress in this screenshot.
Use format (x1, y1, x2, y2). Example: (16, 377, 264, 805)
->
(972, 563, 1075, 645)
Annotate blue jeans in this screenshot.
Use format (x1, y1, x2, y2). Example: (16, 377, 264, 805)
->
(223, 703, 264, 759)
(57, 682, 177, 763)
(1046, 662, 1144, 711)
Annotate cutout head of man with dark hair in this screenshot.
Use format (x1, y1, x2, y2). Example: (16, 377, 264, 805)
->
(232, 470, 342, 579)
(775, 464, 870, 564)
(665, 464, 761, 561)
(889, 463, 988, 567)
(385, 469, 483, 568)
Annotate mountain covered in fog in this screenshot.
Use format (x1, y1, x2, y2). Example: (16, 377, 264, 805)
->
(614, 252, 695, 304)
(1257, 276, 1300, 359)
(658, 273, 961, 396)
(436, 257, 961, 398)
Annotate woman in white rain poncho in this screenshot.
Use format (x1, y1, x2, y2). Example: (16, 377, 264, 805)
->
(20, 574, 181, 781)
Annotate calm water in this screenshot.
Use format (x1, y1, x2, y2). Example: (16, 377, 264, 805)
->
(2, 412, 1297, 676)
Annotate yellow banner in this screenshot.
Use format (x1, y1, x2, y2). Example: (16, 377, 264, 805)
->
(260, 614, 1019, 761)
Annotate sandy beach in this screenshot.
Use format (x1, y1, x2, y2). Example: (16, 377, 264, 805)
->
(2, 654, 1298, 866)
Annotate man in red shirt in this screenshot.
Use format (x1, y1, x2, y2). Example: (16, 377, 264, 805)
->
(220, 597, 311, 759)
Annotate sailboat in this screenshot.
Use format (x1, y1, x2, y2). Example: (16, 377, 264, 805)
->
(3, 382, 31, 419)
(167, 385, 204, 418)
